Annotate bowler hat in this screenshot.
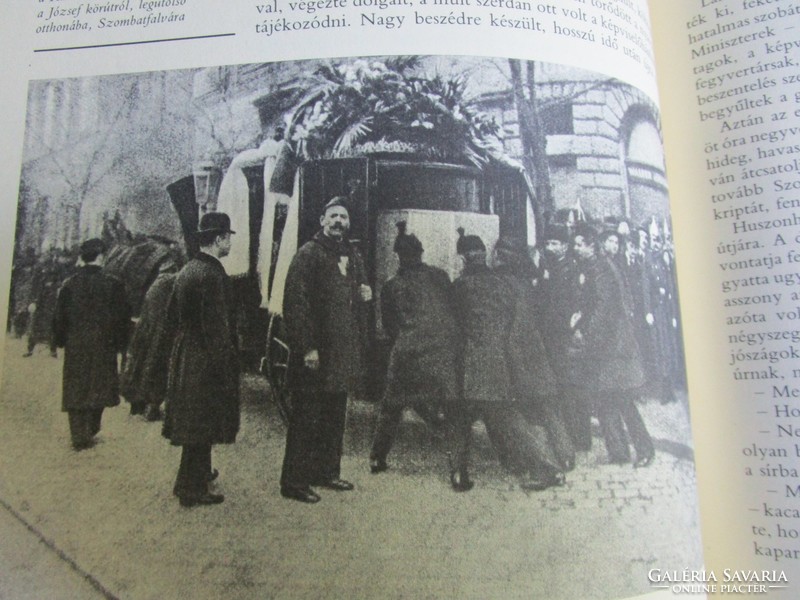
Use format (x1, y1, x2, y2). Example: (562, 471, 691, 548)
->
(198, 212, 235, 235)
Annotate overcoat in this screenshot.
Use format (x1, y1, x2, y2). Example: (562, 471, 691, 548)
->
(121, 272, 177, 407)
(29, 259, 65, 344)
(451, 263, 513, 404)
(283, 231, 367, 393)
(381, 262, 459, 405)
(539, 255, 582, 383)
(162, 253, 239, 446)
(53, 265, 131, 411)
(577, 255, 644, 392)
(494, 266, 559, 399)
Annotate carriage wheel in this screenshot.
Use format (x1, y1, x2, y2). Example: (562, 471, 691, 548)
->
(262, 313, 292, 425)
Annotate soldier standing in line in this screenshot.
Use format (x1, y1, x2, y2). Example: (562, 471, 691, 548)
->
(369, 222, 459, 474)
(571, 223, 654, 468)
(279, 197, 372, 504)
(53, 239, 131, 451)
(163, 213, 240, 507)
(449, 230, 566, 492)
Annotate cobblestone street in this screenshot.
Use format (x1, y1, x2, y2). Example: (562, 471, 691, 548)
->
(0, 336, 702, 599)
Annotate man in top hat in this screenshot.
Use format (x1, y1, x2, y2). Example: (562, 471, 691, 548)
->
(53, 238, 131, 450)
(280, 196, 372, 503)
(369, 221, 459, 474)
(163, 212, 240, 507)
(571, 223, 654, 467)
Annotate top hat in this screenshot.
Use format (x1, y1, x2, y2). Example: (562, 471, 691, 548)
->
(198, 212, 235, 235)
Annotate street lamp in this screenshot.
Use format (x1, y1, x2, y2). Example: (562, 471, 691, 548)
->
(192, 161, 222, 212)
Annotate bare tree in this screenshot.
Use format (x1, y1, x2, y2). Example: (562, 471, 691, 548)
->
(509, 59, 553, 226)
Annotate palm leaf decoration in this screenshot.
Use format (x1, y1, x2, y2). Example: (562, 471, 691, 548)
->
(283, 57, 507, 168)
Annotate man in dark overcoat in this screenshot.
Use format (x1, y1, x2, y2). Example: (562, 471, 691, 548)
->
(648, 233, 680, 403)
(572, 223, 654, 467)
(121, 261, 179, 421)
(369, 222, 459, 473)
(53, 239, 131, 450)
(25, 250, 67, 358)
(493, 237, 575, 473)
(539, 224, 591, 451)
(163, 212, 239, 507)
(280, 197, 372, 503)
(449, 231, 566, 492)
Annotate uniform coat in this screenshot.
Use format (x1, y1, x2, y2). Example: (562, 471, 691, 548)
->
(381, 262, 459, 405)
(370, 261, 459, 464)
(495, 266, 558, 400)
(283, 231, 367, 393)
(53, 265, 131, 411)
(577, 255, 644, 392)
(121, 272, 177, 408)
(449, 262, 563, 479)
(539, 255, 582, 383)
(451, 263, 513, 404)
(162, 253, 239, 446)
(280, 230, 368, 489)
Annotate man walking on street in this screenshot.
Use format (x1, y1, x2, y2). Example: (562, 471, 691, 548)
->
(53, 239, 131, 451)
(163, 212, 240, 507)
(571, 223, 655, 467)
(280, 196, 372, 503)
(449, 230, 566, 492)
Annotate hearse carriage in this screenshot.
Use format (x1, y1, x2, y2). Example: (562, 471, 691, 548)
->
(168, 153, 537, 422)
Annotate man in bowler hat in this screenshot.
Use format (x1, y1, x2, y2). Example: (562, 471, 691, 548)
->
(163, 212, 240, 507)
(280, 196, 372, 503)
(53, 238, 131, 450)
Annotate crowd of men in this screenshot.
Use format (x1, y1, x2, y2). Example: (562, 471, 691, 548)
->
(43, 195, 684, 508)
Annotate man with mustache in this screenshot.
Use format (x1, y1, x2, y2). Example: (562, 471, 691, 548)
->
(280, 196, 372, 503)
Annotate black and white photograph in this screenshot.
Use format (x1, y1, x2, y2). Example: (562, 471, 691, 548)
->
(1, 55, 701, 599)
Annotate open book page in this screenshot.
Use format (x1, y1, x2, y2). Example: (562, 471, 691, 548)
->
(651, 0, 800, 590)
(0, 1, 698, 598)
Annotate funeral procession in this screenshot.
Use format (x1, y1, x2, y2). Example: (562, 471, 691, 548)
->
(0, 56, 699, 599)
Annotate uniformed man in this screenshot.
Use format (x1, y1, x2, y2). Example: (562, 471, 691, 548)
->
(280, 197, 372, 503)
(369, 222, 459, 474)
(449, 230, 566, 492)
